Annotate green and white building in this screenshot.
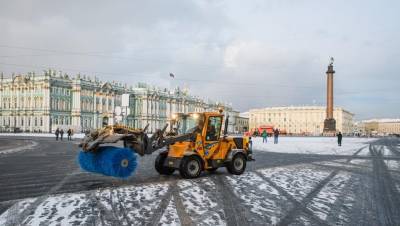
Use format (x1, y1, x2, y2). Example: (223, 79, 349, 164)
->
(0, 70, 234, 133)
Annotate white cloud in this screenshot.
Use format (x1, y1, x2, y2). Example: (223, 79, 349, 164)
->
(0, 0, 399, 119)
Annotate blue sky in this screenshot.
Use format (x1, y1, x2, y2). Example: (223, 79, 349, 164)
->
(0, 0, 399, 119)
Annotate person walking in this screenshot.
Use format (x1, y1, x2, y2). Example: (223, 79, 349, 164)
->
(261, 130, 268, 143)
(67, 128, 72, 140)
(274, 128, 279, 144)
(60, 129, 64, 141)
(337, 132, 343, 146)
(55, 128, 60, 141)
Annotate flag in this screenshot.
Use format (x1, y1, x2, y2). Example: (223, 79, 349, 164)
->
(169, 73, 175, 78)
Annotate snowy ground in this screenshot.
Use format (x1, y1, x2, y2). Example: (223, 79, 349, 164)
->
(1, 137, 399, 225)
(252, 136, 374, 156)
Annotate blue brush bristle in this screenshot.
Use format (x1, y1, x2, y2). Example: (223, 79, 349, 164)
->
(78, 146, 137, 178)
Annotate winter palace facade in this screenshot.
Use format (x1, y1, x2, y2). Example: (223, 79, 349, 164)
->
(0, 70, 234, 133)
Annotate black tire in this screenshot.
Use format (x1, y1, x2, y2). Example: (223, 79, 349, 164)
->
(155, 153, 175, 175)
(227, 153, 247, 175)
(179, 155, 202, 179)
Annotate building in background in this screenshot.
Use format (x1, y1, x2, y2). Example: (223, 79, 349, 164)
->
(0, 70, 236, 133)
(249, 106, 354, 135)
(123, 83, 234, 133)
(0, 70, 125, 133)
(235, 112, 249, 134)
(357, 119, 400, 136)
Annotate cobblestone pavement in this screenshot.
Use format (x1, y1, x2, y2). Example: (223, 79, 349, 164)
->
(0, 137, 399, 225)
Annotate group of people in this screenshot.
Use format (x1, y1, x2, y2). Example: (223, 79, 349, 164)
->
(55, 128, 73, 141)
(261, 128, 280, 144)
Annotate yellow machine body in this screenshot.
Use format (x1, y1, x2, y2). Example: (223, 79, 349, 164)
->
(164, 112, 251, 171)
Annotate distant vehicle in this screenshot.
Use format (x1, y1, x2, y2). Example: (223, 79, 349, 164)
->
(250, 125, 273, 136)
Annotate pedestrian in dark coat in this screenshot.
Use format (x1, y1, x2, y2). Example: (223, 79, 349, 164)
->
(261, 130, 268, 143)
(67, 128, 72, 140)
(60, 129, 64, 141)
(274, 128, 279, 144)
(55, 128, 60, 141)
(337, 132, 343, 146)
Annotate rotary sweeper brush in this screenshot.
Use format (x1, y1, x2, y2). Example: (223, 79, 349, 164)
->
(78, 111, 254, 179)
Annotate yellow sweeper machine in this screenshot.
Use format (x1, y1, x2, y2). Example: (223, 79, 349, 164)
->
(78, 110, 253, 178)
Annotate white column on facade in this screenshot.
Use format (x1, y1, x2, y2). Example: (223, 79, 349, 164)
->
(166, 100, 170, 118)
(105, 94, 109, 113)
(155, 97, 159, 129)
(93, 91, 97, 129)
(99, 94, 103, 113)
(110, 93, 115, 126)
(71, 80, 81, 131)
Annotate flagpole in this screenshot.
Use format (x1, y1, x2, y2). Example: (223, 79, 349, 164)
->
(169, 73, 175, 93)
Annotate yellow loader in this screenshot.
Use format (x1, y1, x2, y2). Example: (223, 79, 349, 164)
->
(79, 110, 253, 179)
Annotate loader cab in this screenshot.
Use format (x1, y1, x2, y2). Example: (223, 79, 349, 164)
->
(171, 112, 224, 139)
(205, 115, 223, 141)
(171, 113, 205, 135)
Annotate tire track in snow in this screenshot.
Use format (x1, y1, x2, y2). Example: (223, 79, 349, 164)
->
(254, 171, 329, 226)
(277, 145, 366, 225)
(0, 140, 38, 156)
(92, 188, 121, 225)
(2, 169, 79, 226)
(226, 171, 293, 225)
(277, 170, 338, 226)
(211, 176, 248, 226)
(148, 181, 174, 226)
(369, 144, 400, 225)
(171, 183, 194, 226)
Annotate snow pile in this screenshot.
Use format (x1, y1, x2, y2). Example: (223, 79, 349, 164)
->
(252, 137, 373, 156)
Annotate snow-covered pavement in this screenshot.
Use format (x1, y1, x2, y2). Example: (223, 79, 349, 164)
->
(252, 137, 374, 156)
(0, 164, 345, 226)
(1, 137, 400, 225)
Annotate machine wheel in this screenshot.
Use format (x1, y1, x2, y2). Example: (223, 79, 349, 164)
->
(179, 155, 202, 179)
(155, 153, 175, 175)
(227, 153, 246, 175)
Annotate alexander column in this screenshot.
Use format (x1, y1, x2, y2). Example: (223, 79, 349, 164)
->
(323, 57, 336, 134)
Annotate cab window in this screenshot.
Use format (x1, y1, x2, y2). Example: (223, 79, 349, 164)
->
(206, 116, 222, 141)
